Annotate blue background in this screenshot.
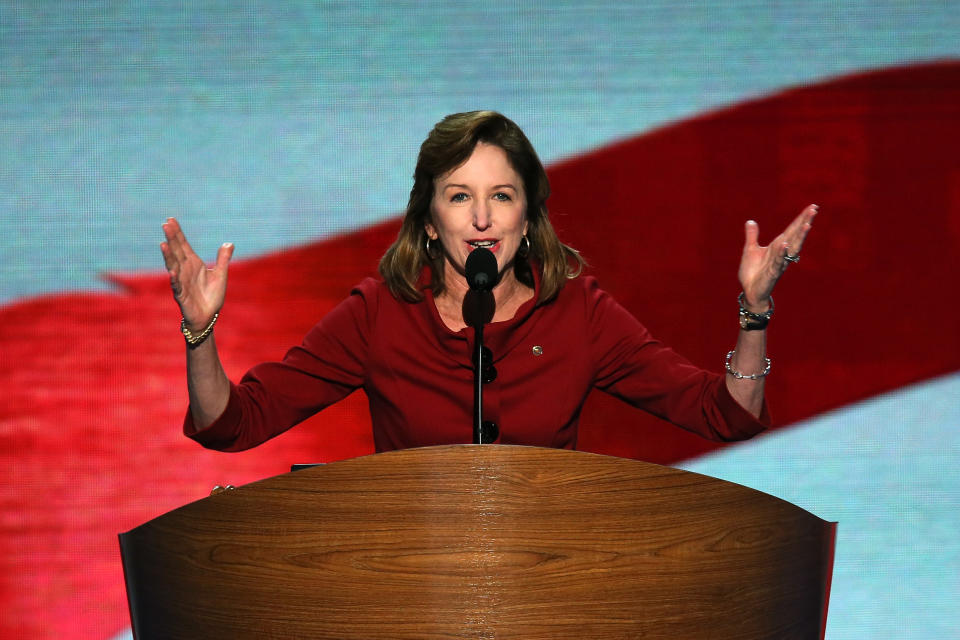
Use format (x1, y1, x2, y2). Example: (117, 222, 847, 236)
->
(2, 2, 958, 637)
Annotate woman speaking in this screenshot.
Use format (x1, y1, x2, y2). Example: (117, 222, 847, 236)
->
(160, 111, 816, 453)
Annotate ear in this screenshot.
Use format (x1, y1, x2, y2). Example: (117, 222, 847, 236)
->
(522, 218, 529, 237)
(424, 222, 437, 240)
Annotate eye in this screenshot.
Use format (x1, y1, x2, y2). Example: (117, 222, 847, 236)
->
(493, 192, 513, 202)
(450, 192, 468, 203)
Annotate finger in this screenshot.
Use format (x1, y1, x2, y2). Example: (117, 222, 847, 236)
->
(774, 240, 791, 272)
(161, 221, 196, 285)
(161, 217, 178, 241)
(780, 203, 817, 239)
(784, 204, 814, 234)
(782, 204, 818, 254)
(172, 225, 193, 263)
(162, 217, 186, 252)
(162, 220, 197, 298)
(786, 223, 812, 256)
(165, 218, 199, 264)
(214, 242, 234, 272)
(161, 245, 184, 297)
(160, 240, 177, 272)
(162, 218, 188, 263)
(793, 205, 818, 253)
(161, 221, 180, 260)
(743, 220, 760, 250)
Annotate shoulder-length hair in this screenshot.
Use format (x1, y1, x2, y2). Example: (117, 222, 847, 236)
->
(379, 111, 584, 304)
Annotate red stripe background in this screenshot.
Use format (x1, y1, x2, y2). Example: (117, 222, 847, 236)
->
(0, 61, 957, 637)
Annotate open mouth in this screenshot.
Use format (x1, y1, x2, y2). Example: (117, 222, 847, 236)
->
(467, 240, 498, 250)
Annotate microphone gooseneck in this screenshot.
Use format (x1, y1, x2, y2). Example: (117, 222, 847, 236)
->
(464, 247, 498, 444)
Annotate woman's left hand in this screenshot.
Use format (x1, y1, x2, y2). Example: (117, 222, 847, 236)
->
(738, 204, 818, 310)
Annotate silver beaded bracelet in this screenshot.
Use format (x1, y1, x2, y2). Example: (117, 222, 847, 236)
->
(725, 349, 771, 380)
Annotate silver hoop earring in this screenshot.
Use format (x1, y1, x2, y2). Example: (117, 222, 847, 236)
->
(518, 234, 531, 258)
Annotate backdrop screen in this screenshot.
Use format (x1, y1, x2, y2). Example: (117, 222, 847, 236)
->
(1, 2, 958, 638)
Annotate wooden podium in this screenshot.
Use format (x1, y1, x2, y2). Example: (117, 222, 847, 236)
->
(119, 445, 836, 639)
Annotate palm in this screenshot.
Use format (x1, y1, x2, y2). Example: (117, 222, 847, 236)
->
(737, 204, 818, 308)
(160, 218, 233, 329)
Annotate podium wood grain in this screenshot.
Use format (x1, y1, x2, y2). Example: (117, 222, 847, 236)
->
(119, 445, 835, 639)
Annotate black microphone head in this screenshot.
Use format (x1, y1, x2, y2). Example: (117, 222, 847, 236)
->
(465, 247, 498, 291)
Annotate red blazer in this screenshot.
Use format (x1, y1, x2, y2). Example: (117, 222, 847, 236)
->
(186, 272, 768, 453)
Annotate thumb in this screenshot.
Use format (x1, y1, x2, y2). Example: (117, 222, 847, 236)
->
(743, 220, 760, 250)
(215, 242, 234, 271)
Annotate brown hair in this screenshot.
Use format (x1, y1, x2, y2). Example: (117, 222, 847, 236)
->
(379, 110, 584, 304)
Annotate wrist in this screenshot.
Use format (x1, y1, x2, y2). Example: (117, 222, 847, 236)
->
(725, 349, 771, 379)
(738, 292, 773, 331)
(181, 313, 219, 348)
(742, 298, 771, 314)
(182, 312, 217, 333)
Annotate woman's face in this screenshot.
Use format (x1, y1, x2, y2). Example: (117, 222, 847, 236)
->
(426, 142, 528, 284)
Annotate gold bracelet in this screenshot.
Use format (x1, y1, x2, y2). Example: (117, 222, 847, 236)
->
(181, 313, 218, 348)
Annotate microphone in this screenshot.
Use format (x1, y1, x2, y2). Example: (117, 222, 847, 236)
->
(464, 247, 498, 444)
(465, 247, 498, 291)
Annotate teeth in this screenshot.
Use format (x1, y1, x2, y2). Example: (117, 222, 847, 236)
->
(470, 240, 496, 247)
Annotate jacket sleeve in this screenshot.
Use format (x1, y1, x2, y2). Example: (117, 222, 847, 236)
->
(586, 279, 768, 442)
(183, 279, 378, 451)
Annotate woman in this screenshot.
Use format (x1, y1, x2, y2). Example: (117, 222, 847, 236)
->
(161, 111, 816, 452)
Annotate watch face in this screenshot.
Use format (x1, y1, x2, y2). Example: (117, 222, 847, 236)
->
(739, 311, 767, 331)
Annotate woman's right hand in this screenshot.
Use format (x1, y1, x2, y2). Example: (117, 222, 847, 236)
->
(160, 218, 234, 331)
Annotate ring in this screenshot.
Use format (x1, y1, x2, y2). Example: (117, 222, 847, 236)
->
(784, 253, 800, 264)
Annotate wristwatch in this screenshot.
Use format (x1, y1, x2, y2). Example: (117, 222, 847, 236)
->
(738, 293, 773, 331)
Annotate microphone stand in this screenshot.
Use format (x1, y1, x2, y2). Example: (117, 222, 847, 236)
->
(467, 288, 495, 444)
(472, 317, 486, 444)
(464, 247, 498, 444)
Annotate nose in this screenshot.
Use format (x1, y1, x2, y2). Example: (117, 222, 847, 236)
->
(473, 200, 491, 230)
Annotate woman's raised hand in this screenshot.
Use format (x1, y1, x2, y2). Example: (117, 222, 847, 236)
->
(160, 218, 234, 330)
(737, 204, 818, 311)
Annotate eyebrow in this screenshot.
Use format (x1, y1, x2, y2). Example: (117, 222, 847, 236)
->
(442, 183, 518, 191)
